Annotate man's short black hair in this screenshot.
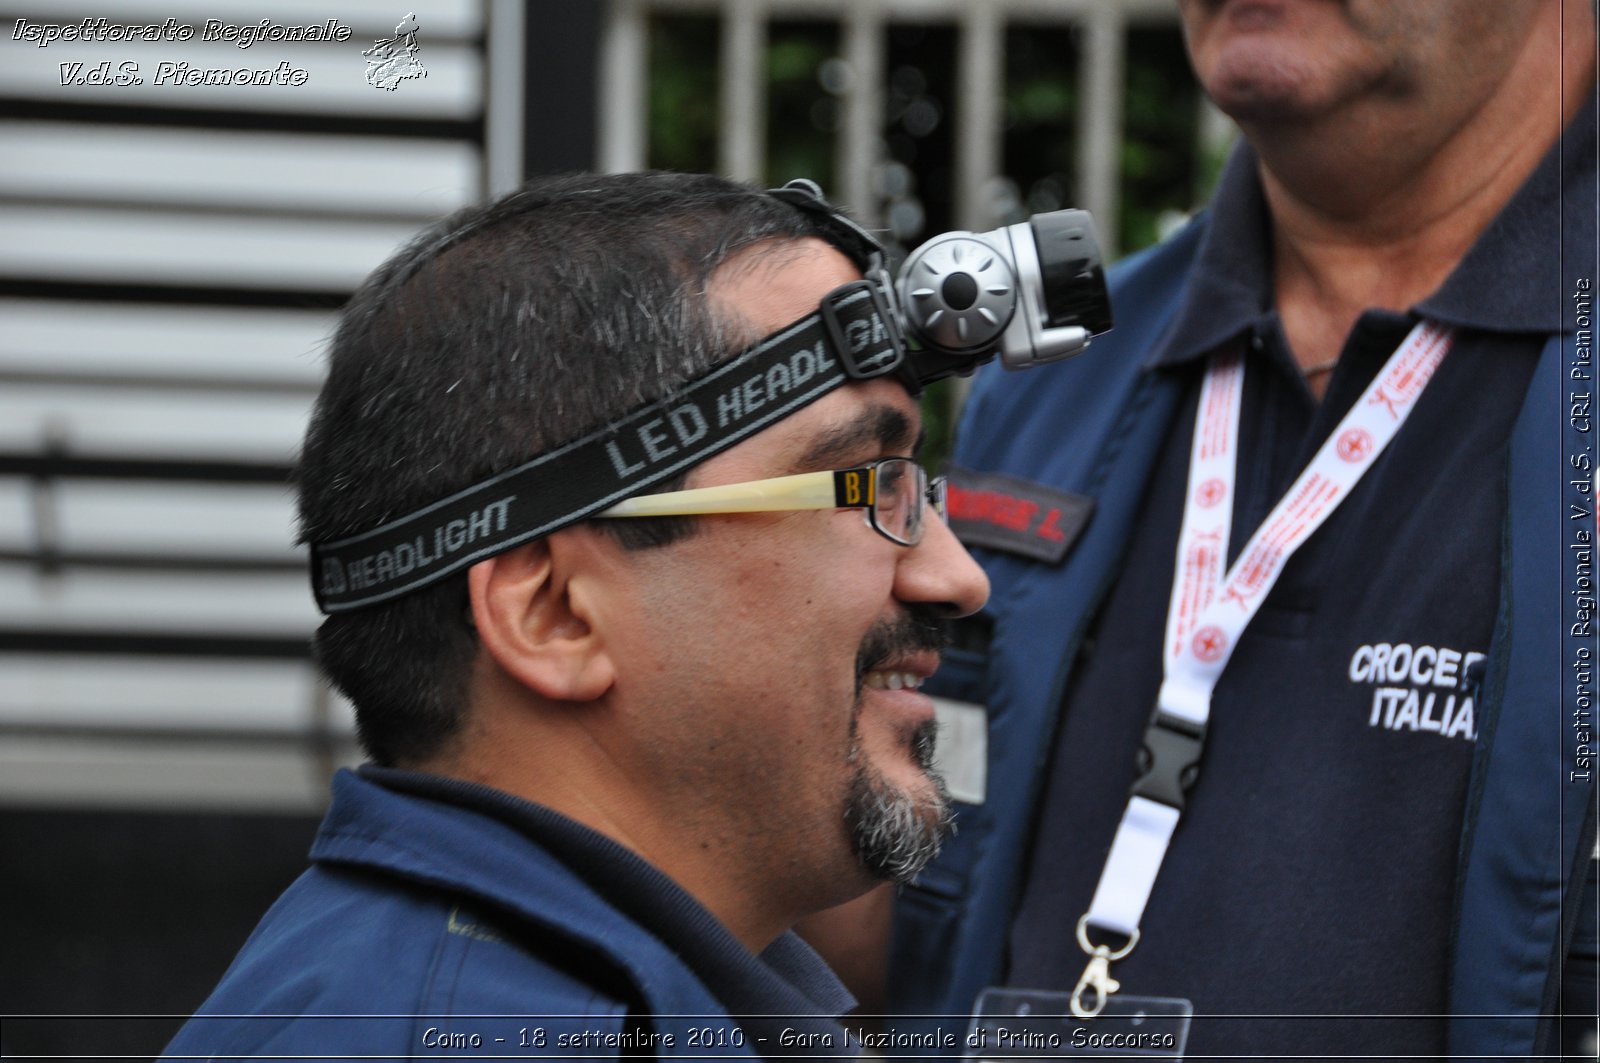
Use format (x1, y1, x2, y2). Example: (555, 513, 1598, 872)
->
(297, 171, 844, 766)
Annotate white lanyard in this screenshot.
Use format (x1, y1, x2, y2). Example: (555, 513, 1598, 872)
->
(1070, 321, 1456, 1017)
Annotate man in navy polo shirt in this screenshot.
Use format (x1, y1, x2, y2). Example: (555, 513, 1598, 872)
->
(889, 1, 1598, 1058)
(162, 172, 989, 1060)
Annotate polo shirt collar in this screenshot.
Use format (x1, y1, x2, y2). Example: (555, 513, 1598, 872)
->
(1423, 87, 1596, 335)
(1147, 87, 1596, 372)
(1144, 142, 1274, 370)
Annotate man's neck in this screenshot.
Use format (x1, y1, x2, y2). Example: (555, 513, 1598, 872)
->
(430, 686, 854, 955)
(1251, 4, 1594, 390)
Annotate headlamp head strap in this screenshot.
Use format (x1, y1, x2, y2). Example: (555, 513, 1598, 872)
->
(766, 178, 886, 271)
(309, 279, 904, 614)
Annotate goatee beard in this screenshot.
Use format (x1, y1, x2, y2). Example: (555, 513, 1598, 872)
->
(845, 716, 954, 883)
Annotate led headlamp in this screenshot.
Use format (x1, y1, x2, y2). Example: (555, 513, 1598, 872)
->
(310, 180, 1111, 614)
(770, 179, 1113, 389)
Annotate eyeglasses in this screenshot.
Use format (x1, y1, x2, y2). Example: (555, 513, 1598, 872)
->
(596, 456, 947, 546)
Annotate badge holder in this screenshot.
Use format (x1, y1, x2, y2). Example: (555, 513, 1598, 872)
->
(967, 985, 1191, 1061)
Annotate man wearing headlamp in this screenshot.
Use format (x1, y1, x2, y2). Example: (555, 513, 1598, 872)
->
(161, 171, 987, 1059)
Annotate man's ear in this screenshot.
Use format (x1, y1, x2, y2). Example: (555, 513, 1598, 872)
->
(467, 537, 615, 702)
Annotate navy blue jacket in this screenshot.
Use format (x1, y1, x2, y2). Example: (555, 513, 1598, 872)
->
(897, 188, 1597, 1056)
(162, 769, 848, 1060)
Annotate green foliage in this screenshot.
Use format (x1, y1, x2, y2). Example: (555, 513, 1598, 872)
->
(647, 15, 718, 172)
(919, 378, 960, 476)
(765, 23, 837, 188)
(1001, 24, 1078, 230)
(1010, 78, 1073, 124)
(1118, 27, 1203, 253)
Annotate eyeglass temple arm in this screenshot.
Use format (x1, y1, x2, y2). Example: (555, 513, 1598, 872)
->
(598, 468, 873, 519)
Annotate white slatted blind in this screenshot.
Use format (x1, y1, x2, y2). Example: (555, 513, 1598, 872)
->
(1, 299, 332, 384)
(0, 0, 491, 811)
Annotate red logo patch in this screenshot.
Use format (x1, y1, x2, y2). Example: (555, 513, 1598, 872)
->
(1192, 625, 1227, 663)
(1195, 478, 1226, 508)
(1336, 428, 1373, 463)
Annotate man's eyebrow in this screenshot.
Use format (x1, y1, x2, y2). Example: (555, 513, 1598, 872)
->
(794, 404, 917, 471)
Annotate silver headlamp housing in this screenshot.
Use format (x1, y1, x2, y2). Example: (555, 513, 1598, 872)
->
(773, 179, 1114, 391)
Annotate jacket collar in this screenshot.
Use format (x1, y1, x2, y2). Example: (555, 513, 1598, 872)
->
(309, 767, 853, 1024)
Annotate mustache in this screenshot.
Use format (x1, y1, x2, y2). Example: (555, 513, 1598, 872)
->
(855, 606, 952, 687)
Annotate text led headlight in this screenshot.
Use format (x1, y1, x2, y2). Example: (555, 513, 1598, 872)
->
(309, 181, 1113, 614)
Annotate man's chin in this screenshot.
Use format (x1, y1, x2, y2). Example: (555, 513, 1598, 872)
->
(844, 748, 953, 883)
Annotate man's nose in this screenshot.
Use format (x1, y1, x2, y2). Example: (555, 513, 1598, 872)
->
(896, 516, 990, 618)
